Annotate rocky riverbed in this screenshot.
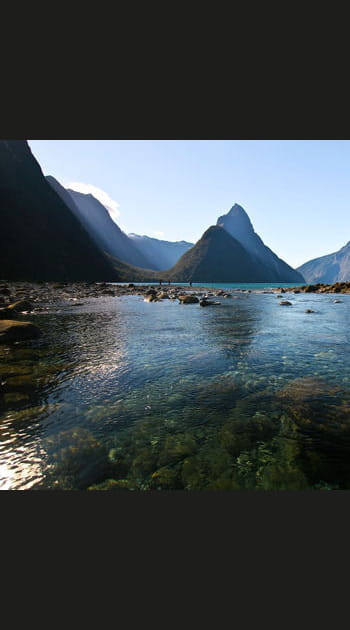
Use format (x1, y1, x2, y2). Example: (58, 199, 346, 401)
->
(2, 279, 350, 490)
(1, 279, 350, 343)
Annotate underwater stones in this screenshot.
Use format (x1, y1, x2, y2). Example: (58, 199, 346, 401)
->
(158, 433, 197, 466)
(43, 427, 109, 490)
(0, 320, 42, 344)
(199, 298, 221, 307)
(7, 299, 33, 313)
(305, 309, 315, 313)
(150, 467, 183, 489)
(88, 479, 137, 490)
(276, 377, 343, 403)
(2, 373, 38, 391)
(1, 403, 57, 426)
(3, 392, 30, 404)
(130, 448, 158, 477)
(279, 300, 292, 306)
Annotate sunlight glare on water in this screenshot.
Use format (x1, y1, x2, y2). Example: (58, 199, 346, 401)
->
(1, 288, 350, 490)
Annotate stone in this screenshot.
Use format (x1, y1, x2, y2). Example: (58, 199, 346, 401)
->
(178, 295, 199, 304)
(0, 320, 42, 343)
(199, 299, 221, 307)
(279, 301, 292, 306)
(0, 300, 34, 319)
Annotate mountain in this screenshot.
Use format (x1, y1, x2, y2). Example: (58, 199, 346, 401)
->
(0, 140, 124, 282)
(297, 242, 350, 284)
(217, 204, 305, 283)
(46, 177, 153, 269)
(128, 234, 194, 270)
(164, 225, 274, 282)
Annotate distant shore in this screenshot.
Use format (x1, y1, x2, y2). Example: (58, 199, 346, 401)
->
(2, 280, 350, 310)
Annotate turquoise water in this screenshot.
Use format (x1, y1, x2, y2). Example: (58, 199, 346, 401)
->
(112, 282, 305, 290)
(1, 288, 350, 490)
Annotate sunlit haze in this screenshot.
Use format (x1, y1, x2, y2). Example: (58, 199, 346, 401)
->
(28, 140, 350, 268)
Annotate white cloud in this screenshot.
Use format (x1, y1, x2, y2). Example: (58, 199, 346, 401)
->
(154, 231, 164, 238)
(65, 181, 121, 224)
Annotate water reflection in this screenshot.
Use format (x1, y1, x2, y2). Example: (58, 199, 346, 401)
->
(2, 293, 350, 489)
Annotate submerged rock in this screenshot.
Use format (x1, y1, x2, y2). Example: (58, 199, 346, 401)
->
(199, 298, 221, 307)
(276, 377, 343, 403)
(279, 300, 292, 306)
(0, 320, 42, 343)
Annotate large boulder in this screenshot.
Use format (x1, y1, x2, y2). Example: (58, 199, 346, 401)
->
(0, 320, 42, 343)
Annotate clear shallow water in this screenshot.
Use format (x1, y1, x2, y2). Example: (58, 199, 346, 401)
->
(2, 289, 350, 490)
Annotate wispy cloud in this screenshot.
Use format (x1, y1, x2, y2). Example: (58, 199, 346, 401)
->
(65, 181, 121, 224)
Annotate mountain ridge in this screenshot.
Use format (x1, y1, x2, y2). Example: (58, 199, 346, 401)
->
(297, 241, 350, 283)
(0, 141, 122, 281)
(164, 225, 275, 282)
(217, 203, 304, 283)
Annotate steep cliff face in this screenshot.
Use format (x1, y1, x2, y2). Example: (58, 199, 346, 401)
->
(297, 242, 350, 284)
(0, 140, 121, 281)
(166, 225, 272, 282)
(47, 177, 153, 269)
(217, 204, 305, 283)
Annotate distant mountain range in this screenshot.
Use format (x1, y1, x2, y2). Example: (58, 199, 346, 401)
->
(128, 234, 193, 270)
(47, 176, 153, 269)
(47, 177, 193, 271)
(297, 242, 350, 284)
(0, 140, 307, 284)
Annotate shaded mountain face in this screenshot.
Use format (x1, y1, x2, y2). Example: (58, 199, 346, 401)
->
(128, 233, 194, 270)
(165, 225, 274, 282)
(217, 204, 305, 283)
(297, 242, 350, 284)
(46, 177, 153, 269)
(0, 140, 121, 281)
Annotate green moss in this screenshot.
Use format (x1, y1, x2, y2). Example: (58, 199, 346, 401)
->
(157, 433, 197, 466)
(149, 467, 183, 489)
(88, 479, 137, 491)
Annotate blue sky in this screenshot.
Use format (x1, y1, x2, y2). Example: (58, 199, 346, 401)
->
(28, 140, 350, 269)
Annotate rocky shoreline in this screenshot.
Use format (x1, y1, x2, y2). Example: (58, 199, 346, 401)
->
(1, 279, 350, 343)
(280, 281, 350, 294)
